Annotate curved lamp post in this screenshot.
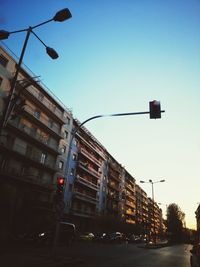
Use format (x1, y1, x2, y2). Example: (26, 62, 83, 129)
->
(140, 179, 165, 244)
(0, 8, 72, 130)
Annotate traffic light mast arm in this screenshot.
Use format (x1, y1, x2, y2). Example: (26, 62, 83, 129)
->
(65, 105, 165, 186)
(71, 109, 165, 141)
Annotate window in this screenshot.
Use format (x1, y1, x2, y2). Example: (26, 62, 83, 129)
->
(64, 130, 68, 139)
(58, 160, 64, 170)
(34, 110, 40, 119)
(61, 145, 66, 154)
(70, 168, 74, 175)
(38, 92, 44, 101)
(72, 154, 77, 160)
(40, 153, 47, 164)
(48, 119, 53, 128)
(0, 54, 9, 67)
(0, 76, 3, 87)
(66, 116, 70, 125)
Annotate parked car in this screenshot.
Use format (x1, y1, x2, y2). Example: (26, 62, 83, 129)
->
(106, 232, 124, 244)
(79, 232, 95, 241)
(40, 222, 76, 246)
(19, 222, 76, 246)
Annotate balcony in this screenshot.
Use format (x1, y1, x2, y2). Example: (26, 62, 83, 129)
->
(125, 209, 135, 216)
(108, 160, 122, 173)
(78, 161, 100, 179)
(76, 175, 99, 191)
(73, 190, 98, 205)
(107, 181, 120, 192)
(125, 200, 135, 209)
(126, 218, 135, 224)
(107, 193, 120, 202)
(0, 168, 54, 191)
(0, 142, 58, 173)
(7, 120, 60, 155)
(79, 147, 102, 167)
(70, 208, 96, 218)
(76, 133, 106, 160)
(125, 183, 135, 193)
(23, 105, 63, 139)
(126, 193, 135, 201)
(108, 169, 121, 182)
(23, 85, 69, 124)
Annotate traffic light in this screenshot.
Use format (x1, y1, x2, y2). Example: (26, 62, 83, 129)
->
(149, 100, 161, 119)
(56, 177, 65, 199)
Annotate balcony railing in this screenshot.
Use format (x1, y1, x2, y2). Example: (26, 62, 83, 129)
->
(9, 142, 57, 170)
(79, 147, 101, 167)
(125, 200, 136, 209)
(125, 209, 135, 215)
(108, 169, 121, 181)
(9, 120, 59, 152)
(73, 190, 98, 204)
(108, 182, 120, 192)
(78, 161, 100, 179)
(0, 168, 54, 189)
(70, 208, 96, 218)
(125, 183, 135, 192)
(24, 105, 62, 136)
(76, 133, 106, 160)
(126, 218, 135, 224)
(76, 175, 99, 191)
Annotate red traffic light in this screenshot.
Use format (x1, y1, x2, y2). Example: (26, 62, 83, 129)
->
(57, 177, 65, 185)
(149, 100, 161, 119)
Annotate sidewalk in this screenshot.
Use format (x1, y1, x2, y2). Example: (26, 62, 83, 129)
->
(138, 241, 169, 249)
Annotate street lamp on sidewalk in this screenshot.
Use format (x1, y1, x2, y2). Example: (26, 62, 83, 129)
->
(0, 8, 72, 130)
(140, 179, 165, 244)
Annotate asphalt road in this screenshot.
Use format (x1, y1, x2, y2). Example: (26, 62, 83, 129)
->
(1, 241, 192, 267)
(67, 241, 192, 267)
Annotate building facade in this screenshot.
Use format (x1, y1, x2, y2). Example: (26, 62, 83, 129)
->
(63, 119, 106, 231)
(0, 45, 73, 240)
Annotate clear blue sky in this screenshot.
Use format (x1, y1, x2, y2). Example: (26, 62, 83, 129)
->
(1, 0, 200, 229)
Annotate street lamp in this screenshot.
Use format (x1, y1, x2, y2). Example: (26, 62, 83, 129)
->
(140, 179, 165, 244)
(0, 8, 72, 130)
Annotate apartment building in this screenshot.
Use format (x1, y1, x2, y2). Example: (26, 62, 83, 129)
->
(0, 45, 72, 239)
(147, 197, 163, 241)
(64, 119, 106, 231)
(135, 184, 148, 234)
(106, 154, 123, 218)
(123, 170, 136, 225)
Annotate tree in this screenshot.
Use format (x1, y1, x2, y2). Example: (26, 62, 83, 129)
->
(166, 203, 185, 243)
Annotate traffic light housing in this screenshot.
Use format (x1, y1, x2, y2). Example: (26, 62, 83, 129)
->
(149, 100, 161, 119)
(56, 177, 65, 199)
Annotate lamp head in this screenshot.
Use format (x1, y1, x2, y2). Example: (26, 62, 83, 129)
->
(160, 179, 165, 182)
(140, 180, 145, 183)
(53, 8, 72, 22)
(0, 30, 10, 40)
(46, 47, 59, 59)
